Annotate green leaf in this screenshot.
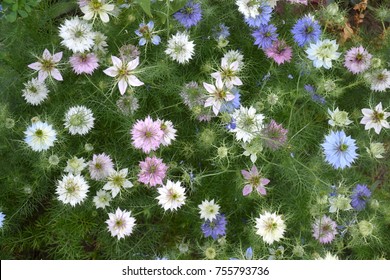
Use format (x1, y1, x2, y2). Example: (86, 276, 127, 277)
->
(5, 11, 17, 22)
(18, 9, 28, 18)
(135, 0, 152, 18)
(46, 2, 78, 19)
(24, 4, 32, 13)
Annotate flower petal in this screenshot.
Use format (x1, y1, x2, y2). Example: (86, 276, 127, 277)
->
(243, 185, 252, 196)
(127, 75, 144, 87)
(118, 78, 128, 95)
(103, 66, 118, 77)
(127, 57, 140, 71)
(50, 69, 63, 81)
(28, 62, 41, 71)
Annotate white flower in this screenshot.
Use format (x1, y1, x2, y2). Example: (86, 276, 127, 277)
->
(64, 105, 95, 135)
(203, 78, 235, 115)
(59, 17, 95, 53)
(93, 31, 108, 54)
(223, 50, 244, 71)
(329, 195, 352, 213)
(198, 199, 220, 221)
(165, 32, 195, 64)
(28, 49, 63, 82)
(156, 180, 186, 211)
(24, 121, 57, 152)
(327, 107, 352, 127)
(366, 142, 385, 159)
(255, 211, 286, 244)
(231, 106, 265, 143)
(315, 252, 339, 260)
(305, 39, 341, 69)
(106, 208, 136, 240)
(365, 69, 390, 92)
(103, 168, 133, 198)
(211, 58, 243, 88)
(236, 0, 261, 18)
(360, 102, 390, 134)
(158, 119, 177, 146)
(103, 56, 144, 95)
(56, 174, 90, 206)
(93, 190, 112, 209)
(242, 136, 263, 163)
(81, 0, 115, 23)
(22, 78, 49, 106)
(64, 156, 87, 175)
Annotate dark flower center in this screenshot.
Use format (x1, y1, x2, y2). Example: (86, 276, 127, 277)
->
(339, 144, 348, 152)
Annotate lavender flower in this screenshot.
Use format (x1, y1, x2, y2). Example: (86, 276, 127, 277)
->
(245, 3, 272, 28)
(212, 23, 230, 40)
(351, 184, 371, 211)
(262, 120, 288, 150)
(252, 24, 278, 49)
(201, 214, 227, 240)
(291, 15, 321, 47)
(135, 21, 161, 46)
(174, 1, 202, 29)
(312, 215, 338, 244)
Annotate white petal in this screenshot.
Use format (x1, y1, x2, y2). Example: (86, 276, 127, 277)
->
(118, 78, 128, 95)
(103, 67, 118, 77)
(127, 75, 144, 87)
(127, 57, 140, 71)
(203, 82, 216, 94)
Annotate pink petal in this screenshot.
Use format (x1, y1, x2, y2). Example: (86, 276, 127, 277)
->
(241, 169, 251, 179)
(127, 57, 140, 71)
(103, 67, 118, 77)
(215, 78, 223, 90)
(42, 49, 51, 60)
(118, 78, 128, 95)
(256, 186, 267, 196)
(52, 52, 63, 63)
(250, 166, 258, 175)
(203, 82, 216, 94)
(50, 68, 63, 81)
(28, 62, 41, 71)
(260, 178, 270, 186)
(127, 75, 144, 87)
(38, 71, 48, 82)
(111, 56, 122, 68)
(242, 185, 252, 196)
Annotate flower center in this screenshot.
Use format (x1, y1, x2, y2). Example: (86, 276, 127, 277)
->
(112, 175, 125, 186)
(41, 59, 55, 72)
(249, 175, 260, 186)
(35, 129, 44, 138)
(339, 144, 348, 152)
(185, 7, 193, 15)
(306, 25, 313, 34)
(373, 111, 384, 122)
(69, 113, 84, 126)
(65, 180, 79, 194)
(91, 0, 103, 11)
(356, 53, 363, 61)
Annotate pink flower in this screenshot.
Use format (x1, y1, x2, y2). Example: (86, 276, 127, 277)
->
(241, 166, 270, 196)
(28, 49, 63, 81)
(157, 119, 177, 146)
(344, 46, 372, 74)
(262, 119, 288, 150)
(103, 55, 144, 95)
(88, 153, 115, 181)
(138, 156, 168, 187)
(131, 116, 164, 153)
(69, 52, 99, 75)
(265, 40, 292, 65)
(312, 215, 338, 244)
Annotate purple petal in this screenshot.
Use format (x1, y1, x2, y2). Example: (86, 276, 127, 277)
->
(243, 185, 253, 196)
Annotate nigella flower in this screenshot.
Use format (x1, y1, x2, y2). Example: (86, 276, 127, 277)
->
(56, 174, 90, 206)
(135, 21, 161, 46)
(69, 52, 99, 75)
(262, 119, 288, 150)
(22, 78, 49, 106)
(312, 215, 338, 244)
(201, 214, 227, 240)
(131, 116, 164, 153)
(103, 168, 133, 198)
(245, 3, 273, 28)
(138, 156, 168, 187)
(106, 208, 136, 240)
(24, 121, 57, 152)
(344, 46, 372, 74)
(255, 211, 286, 244)
(220, 87, 240, 114)
(321, 130, 358, 169)
(58, 17, 95, 53)
(88, 153, 115, 180)
(211, 57, 243, 88)
(28, 49, 63, 82)
(165, 32, 195, 64)
(264, 40, 293, 65)
(291, 15, 321, 47)
(157, 119, 177, 146)
(360, 102, 390, 134)
(173, 1, 202, 29)
(252, 24, 278, 49)
(241, 165, 270, 196)
(64, 105, 95, 135)
(81, 0, 115, 23)
(203, 78, 235, 116)
(350, 184, 371, 211)
(156, 180, 186, 211)
(365, 69, 390, 92)
(305, 39, 341, 69)
(212, 23, 230, 40)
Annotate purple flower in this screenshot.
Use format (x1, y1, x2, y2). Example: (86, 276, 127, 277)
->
(241, 166, 270, 196)
(312, 215, 337, 244)
(351, 184, 371, 211)
(201, 214, 227, 240)
(174, 1, 202, 29)
(245, 4, 272, 28)
(135, 21, 161, 46)
(252, 24, 278, 49)
(262, 119, 288, 150)
(291, 15, 321, 47)
(212, 23, 230, 40)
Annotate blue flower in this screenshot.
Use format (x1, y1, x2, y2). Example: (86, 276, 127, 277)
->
(252, 24, 278, 49)
(245, 4, 273, 28)
(201, 214, 227, 240)
(212, 23, 230, 40)
(321, 130, 358, 169)
(245, 247, 253, 260)
(135, 21, 161, 46)
(0, 212, 5, 228)
(291, 15, 321, 47)
(220, 88, 241, 113)
(351, 184, 371, 211)
(173, 1, 202, 29)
